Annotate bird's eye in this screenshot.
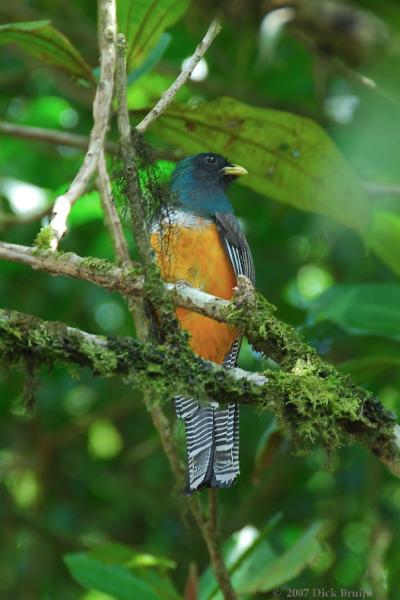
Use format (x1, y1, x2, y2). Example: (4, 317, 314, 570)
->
(205, 155, 216, 165)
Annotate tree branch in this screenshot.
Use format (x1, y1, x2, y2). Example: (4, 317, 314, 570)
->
(0, 204, 53, 226)
(0, 307, 265, 411)
(97, 151, 131, 265)
(0, 241, 143, 295)
(0, 270, 399, 478)
(0, 121, 118, 154)
(39, 0, 117, 250)
(136, 20, 221, 134)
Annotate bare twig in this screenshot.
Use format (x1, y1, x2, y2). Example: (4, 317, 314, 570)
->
(136, 20, 221, 134)
(338, 61, 398, 106)
(42, 0, 117, 250)
(97, 151, 131, 265)
(0, 121, 118, 154)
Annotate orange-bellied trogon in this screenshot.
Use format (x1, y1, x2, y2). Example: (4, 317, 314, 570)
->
(150, 153, 255, 493)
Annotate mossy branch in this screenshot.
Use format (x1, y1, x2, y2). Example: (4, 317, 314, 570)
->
(1, 306, 399, 478)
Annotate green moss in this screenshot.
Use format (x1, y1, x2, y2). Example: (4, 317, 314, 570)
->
(80, 256, 117, 275)
(34, 226, 54, 250)
(1, 305, 398, 471)
(78, 336, 117, 375)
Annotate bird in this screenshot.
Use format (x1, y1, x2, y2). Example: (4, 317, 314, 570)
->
(150, 152, 255, 493)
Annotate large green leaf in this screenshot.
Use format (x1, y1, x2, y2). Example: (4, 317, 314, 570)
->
(118, 0, 190, 71)
(239, 522, 325, 594)
(307, 283, 400, 340)
(153, 97, 370, 237)
(64, 549, 179, 600)
(0, 20, 94, 82)
(64, 553, 158, 600)
(199, 518, 324, 599)
(199, 524, 277, 600)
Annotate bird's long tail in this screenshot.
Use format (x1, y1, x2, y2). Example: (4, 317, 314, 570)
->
(175, 397, 239, 493)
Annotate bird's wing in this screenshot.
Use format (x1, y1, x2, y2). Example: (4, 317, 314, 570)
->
(215, 212, 256, 286)
(214, 211, 255, 367)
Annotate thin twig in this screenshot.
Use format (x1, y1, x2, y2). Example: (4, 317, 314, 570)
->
(338, 61, 398, 106)
(42, 0, 117, 250)
(97, 151, 131, 265)
(136, 20, 221, 134)
(0, 121, 118, 154)
(0, 204, 53, 226)
(0, 241, 143, 295)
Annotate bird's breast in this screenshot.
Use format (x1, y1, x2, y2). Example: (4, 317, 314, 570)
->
(150, 210, 238, 364)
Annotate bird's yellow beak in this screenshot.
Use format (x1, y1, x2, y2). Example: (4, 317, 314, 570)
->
(221, 164, 248, 177)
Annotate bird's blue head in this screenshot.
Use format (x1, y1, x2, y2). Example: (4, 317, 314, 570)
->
(170, 152, 247, 216)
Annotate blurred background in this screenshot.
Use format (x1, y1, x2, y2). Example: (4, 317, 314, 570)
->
(0, 0, 400, 598)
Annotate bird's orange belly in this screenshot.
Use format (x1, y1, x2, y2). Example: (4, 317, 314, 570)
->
(150, 219, 237, 364)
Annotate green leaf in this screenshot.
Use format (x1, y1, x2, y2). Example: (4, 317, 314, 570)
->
(118, 0, 190, 71)
(307, 283, 400, 340)
(199, 514, 282, 600)
(368, 211, 400, 277)
(153, 97, 370, 238)
(64, 553, 160, 600)
(0, 20, 94, 82)
(339, 356, 400, 381)
(89, 543, 134, 566)
(65, 546, 179, 600)
(127, 33, 171, 85)
(238, 522, 325, 594)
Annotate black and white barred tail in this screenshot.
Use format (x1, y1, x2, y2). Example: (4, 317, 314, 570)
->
(175, 339, 241, 493)
(175, 397, 240, 492)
